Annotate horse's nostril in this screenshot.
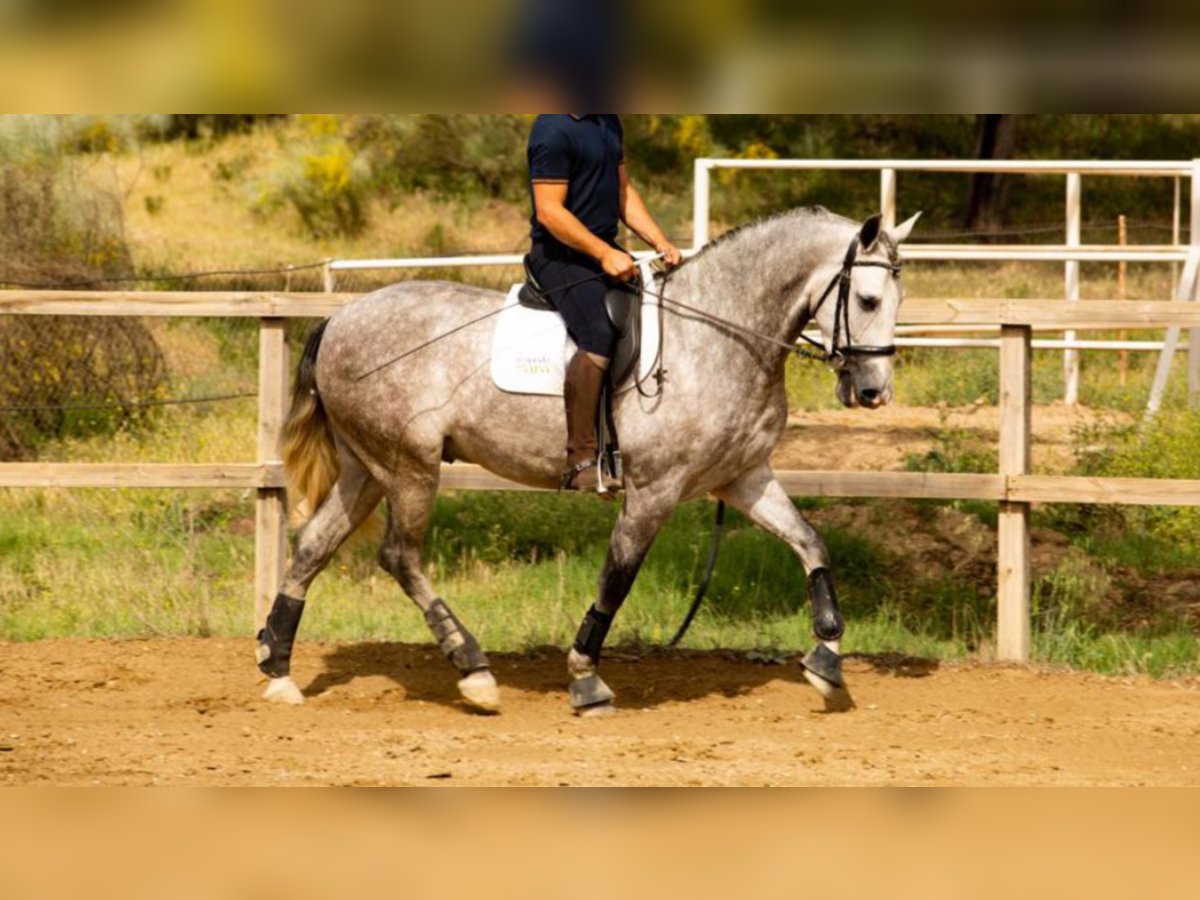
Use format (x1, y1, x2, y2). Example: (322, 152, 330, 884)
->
(859, 388, 881, 404)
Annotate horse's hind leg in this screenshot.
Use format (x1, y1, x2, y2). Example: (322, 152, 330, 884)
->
(377, 466, 500, 714)
(258, 452, 383, 705)
(567, 485, 677, 716)
(716, 464, 854, 712)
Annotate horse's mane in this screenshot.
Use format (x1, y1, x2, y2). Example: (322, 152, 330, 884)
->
(677, 206, 899, 270)
(678, 206, 849, 269)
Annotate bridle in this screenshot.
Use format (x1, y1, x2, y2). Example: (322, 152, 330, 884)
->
(794, 233, 901, 368)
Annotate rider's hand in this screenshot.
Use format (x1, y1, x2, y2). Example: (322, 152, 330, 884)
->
(656, 241, 683, 269)
(601, 247, 638, 282)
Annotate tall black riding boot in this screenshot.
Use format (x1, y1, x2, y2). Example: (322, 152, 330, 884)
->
(562, 350, 622, 493)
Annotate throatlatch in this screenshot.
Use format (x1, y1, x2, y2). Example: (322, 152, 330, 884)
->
(256, 593, 305, 678)
(807, 567, 845, 642)
(424, 598, 489, 675)
(573, 604, 614, 663)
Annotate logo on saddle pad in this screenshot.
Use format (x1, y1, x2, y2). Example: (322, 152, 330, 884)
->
(490, 265, 662, 397)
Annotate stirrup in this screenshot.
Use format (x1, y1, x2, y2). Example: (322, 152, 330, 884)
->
(560, 459, 620, 494)
(560, 459, 598, 491)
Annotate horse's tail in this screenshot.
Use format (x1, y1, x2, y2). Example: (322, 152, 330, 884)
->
(282, 321, 339, 516)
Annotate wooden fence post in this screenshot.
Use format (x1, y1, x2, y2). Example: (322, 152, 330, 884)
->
(255, 319, 289, 633)
(997, 325, 1032, 661)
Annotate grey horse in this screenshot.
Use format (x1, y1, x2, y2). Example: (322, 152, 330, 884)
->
(258, 206, 920, 714)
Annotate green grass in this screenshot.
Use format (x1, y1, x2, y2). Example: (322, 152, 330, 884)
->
(3, 483, 1197, 678)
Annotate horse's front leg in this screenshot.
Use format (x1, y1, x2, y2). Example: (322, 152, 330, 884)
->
(717, 464, 854, 711)
(567, 486, 677, 716)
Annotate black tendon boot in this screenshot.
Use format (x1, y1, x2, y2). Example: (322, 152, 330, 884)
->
(256, 593, 305, 677)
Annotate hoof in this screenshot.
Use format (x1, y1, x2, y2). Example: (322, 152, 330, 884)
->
(802, 642, 855, 713)
(457, 669, 501, 714)
(263, 676, 305, 706)
(801, 642, 845, 689)
(577, 700, 617, 718)
(569, 673, 615, 714)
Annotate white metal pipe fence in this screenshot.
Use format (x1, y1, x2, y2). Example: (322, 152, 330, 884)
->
(693, 157, 1200, 407)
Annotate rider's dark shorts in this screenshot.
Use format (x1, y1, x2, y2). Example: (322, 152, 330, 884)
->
(527, 241, 618, 357)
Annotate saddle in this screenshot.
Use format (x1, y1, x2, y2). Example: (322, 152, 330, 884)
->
(517, 256, 643, 388)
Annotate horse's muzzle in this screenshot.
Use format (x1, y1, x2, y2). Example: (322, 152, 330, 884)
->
(837, 371, 891, 409)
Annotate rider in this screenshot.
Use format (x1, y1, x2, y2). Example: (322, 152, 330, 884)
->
(527, 114, 682, 492)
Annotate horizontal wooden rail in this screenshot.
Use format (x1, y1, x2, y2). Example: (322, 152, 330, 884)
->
(5, 292, 1200, 331)
(897, 299, 1200, 329)
(0, 291, 354, 318)
(0, 463, 286, 489)
(1007, 475, 1200, 506)
(6, 463, 1200, 508)
(773, 470, 1004, 501)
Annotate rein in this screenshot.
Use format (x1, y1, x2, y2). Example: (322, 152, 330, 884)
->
(642, 233, 901, 370)
(354, 234, 901, 382)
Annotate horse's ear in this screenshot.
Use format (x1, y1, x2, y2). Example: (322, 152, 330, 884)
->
(859, 214, 883, 252)
(890, 211, 922, 244)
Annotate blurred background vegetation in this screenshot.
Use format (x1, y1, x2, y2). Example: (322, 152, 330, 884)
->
(5, 114, 1200, 256)
(0, 114, 1197, 674)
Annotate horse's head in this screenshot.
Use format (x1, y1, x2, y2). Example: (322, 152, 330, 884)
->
(807, 212, 920, 410)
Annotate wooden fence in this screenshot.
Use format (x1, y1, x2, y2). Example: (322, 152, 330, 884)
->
(3, 291, 1200, 660)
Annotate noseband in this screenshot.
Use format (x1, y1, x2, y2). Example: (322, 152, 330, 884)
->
(797, 234, 901, 368)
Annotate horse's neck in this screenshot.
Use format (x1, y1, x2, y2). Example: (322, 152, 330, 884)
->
(670, 222, 843, 366)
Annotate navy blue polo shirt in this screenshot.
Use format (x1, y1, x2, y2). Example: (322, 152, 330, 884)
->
(528, 114, 624, 250)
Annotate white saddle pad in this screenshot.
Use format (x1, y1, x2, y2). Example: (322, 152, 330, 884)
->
(490, 262, 662, 397)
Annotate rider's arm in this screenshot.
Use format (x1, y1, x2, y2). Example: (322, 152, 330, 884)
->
(532, 182, 636, 280)
(618, 165, 682, 267)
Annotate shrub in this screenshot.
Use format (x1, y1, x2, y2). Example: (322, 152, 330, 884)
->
(0, 131, 165, 459)
(1074, 411, 1200, 556)
(0, 318, 167, 459)
(0, 162, 133, 284)
(257, 118, 370, 238)
(905, 417, 999, 474)
(349, 114, 529, 202)
(135, 115, 280, 143)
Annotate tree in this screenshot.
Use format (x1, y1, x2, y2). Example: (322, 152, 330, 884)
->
(965, 114, 1017, 233)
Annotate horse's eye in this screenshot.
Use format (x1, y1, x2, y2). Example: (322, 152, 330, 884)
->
(858, 294, 880, 312)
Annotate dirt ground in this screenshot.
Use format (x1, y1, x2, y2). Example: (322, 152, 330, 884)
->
(773, 402, 1119, 473)
(2, 638, 1198, 786)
